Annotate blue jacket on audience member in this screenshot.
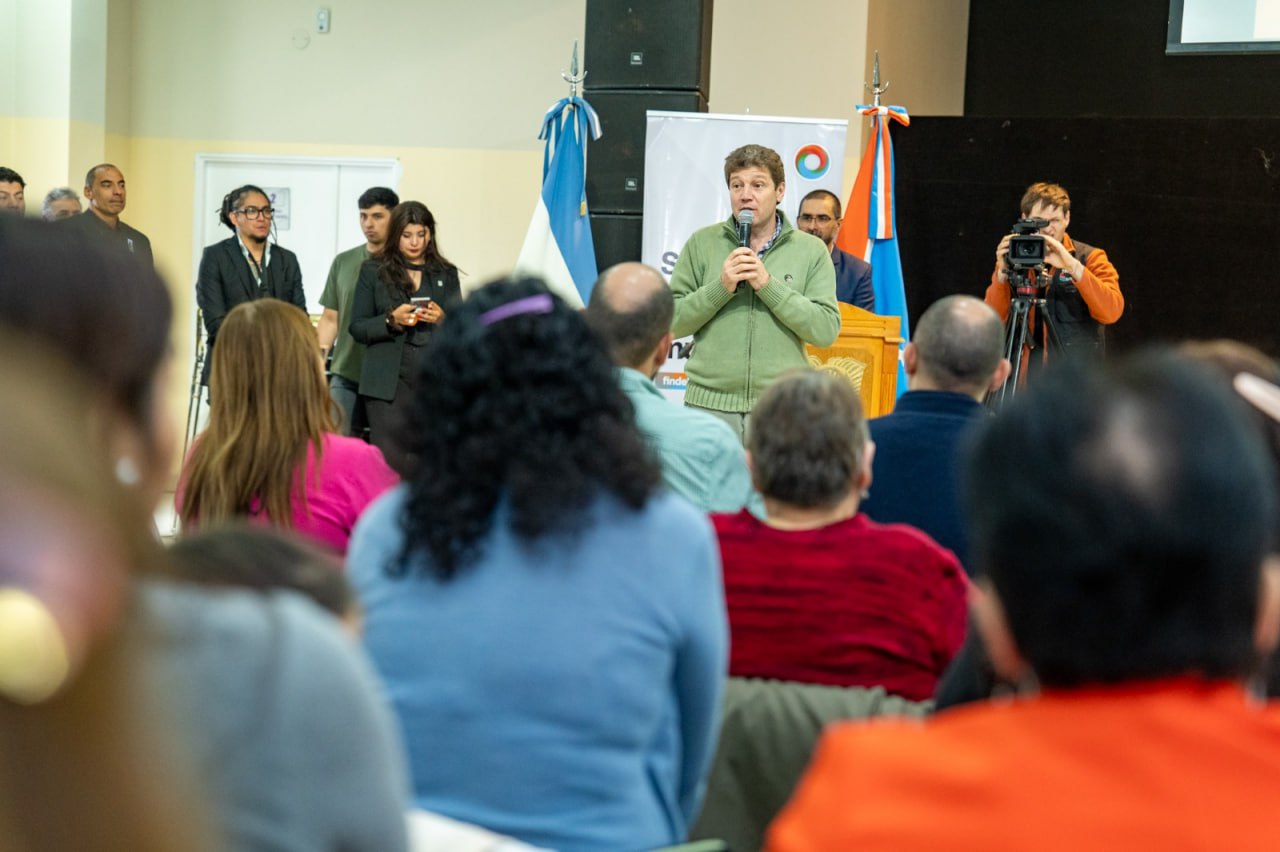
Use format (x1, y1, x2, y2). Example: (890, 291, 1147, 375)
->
(617, 367, 755, 513)
(861, 390, 987, 572)
(348, 485, 728, 852)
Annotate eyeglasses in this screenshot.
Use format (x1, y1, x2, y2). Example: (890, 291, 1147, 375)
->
(797, 213, 835, 224)
(235, 206, 275, 219)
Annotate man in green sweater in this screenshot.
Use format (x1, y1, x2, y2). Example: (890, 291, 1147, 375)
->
(670, 144, 840, 441)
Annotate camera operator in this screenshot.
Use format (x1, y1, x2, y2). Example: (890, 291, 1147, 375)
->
(984, 182, 1123, 373)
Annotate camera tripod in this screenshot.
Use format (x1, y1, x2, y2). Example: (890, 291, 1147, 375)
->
(986, 266, 1062, 411)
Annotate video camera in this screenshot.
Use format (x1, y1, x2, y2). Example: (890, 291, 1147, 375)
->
(1005, 217, 1050, 269)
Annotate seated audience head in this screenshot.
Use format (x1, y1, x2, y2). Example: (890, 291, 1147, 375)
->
(41, 186, 81, 221)
(584, 261, 673, 376)
(965, 349, 1280, 688)
(168, 524, 357, 630)
(0, 234, 211, 849)
(399, 276, 660, 577)
(748, 370, 871, 512)
(1180, 339, 1280, 513)
(0, 167, 24, 213)
(0, 345, 135, 704)
(0, 216, 174, 513)
(180, 299, 336, 529)
(907, 295, 1010, 399)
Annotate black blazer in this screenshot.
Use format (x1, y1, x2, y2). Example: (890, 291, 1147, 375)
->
(348, 260, 461, 401)
(196, 236, 307, 384)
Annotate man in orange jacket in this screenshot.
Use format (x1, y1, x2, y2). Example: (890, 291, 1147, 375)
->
(768, 351, 1280, 852)
(985, 182, 1123, 377)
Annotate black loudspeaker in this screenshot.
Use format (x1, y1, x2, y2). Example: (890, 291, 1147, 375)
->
(584, 0, 713, 93)
(585, 89, 708, 214)
(591, 212, 643, 271)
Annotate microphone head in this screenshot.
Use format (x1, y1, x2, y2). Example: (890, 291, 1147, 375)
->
(739, 210, 755, 226)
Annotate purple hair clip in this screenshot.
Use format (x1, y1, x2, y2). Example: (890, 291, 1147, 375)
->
(478, 293, 554, 327)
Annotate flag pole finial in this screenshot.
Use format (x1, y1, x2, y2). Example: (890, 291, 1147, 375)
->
(867, 50, 889, 108)
(562, 41, 587, 99)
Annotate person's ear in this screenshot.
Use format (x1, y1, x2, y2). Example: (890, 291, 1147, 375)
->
(971, 579, 1031, 683)
(652, 332, 673, 373)
(1254, 556, 1280, 655)
(745, 450, 762, 493)
(903, 342, 920, 376)
(989, 358, 1012, 391)
(855, 439, 875, 496)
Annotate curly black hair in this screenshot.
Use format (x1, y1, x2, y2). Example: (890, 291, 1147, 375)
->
(395, 276, 662, 579)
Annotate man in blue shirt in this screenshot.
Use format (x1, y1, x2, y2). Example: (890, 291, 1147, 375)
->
(797, 189, 874, 311)
(586, 262, 755, 513)
(860, 295, 1009, 572)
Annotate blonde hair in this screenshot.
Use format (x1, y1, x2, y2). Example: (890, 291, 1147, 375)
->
(180, 300, 337, 529)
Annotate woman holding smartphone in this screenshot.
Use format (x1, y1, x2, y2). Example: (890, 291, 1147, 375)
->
(349, 201, 460, 471)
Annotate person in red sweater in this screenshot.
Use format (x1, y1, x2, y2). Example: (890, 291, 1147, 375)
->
(768, 351, 1280, 851)
(713, 370, 968, 702)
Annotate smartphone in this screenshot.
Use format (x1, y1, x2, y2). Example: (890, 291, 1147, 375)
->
(410, 296, 432, 312)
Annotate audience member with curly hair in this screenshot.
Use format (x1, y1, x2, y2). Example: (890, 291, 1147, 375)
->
(348, 276, 728, 852)
(178, 299, 397, 554)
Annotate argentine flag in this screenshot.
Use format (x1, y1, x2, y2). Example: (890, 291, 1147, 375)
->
(837, 103, 912, 397)
(515, 96, 602, 308)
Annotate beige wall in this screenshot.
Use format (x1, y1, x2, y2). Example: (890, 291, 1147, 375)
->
(0, 0, 109, 207)
(867, 0, 969, 117)
(710, 0, 872, 199)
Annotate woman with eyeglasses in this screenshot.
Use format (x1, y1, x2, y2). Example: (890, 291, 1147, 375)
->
(196, 183, 307, 391)
(348, 200, 460, 471)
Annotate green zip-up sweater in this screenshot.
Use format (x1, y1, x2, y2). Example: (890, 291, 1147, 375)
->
(670, 212, 840, 413)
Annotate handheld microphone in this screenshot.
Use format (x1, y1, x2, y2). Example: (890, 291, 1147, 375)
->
(737, 209, 754, 247)
(734, 210, 755, 292)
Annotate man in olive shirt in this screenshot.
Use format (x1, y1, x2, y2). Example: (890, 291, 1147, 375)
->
(317, 187, 399, 435)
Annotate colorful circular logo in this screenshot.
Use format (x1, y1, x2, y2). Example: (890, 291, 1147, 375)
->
(795, 144, 830, 180)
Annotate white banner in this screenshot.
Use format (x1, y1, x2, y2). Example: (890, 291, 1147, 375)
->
(642, 111, 848, 401)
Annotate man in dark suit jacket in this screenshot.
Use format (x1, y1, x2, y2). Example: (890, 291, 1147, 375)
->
(196, 185, 306, 386)
(797, 189, 874, 312)
(860, 295, 1009, 573)
(63, 164, 154, 267)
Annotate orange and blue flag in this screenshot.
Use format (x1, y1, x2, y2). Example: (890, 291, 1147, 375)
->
(836, 104, 911, 395)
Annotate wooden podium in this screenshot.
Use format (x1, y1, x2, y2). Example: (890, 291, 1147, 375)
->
(805, 304, 902, 418)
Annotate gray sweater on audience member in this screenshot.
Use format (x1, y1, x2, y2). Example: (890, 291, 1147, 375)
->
(134, 581, 410, 852)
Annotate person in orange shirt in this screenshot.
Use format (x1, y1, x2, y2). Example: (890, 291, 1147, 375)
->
(768, 350, 1280, 852)
(984, 182, 1123, 378)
